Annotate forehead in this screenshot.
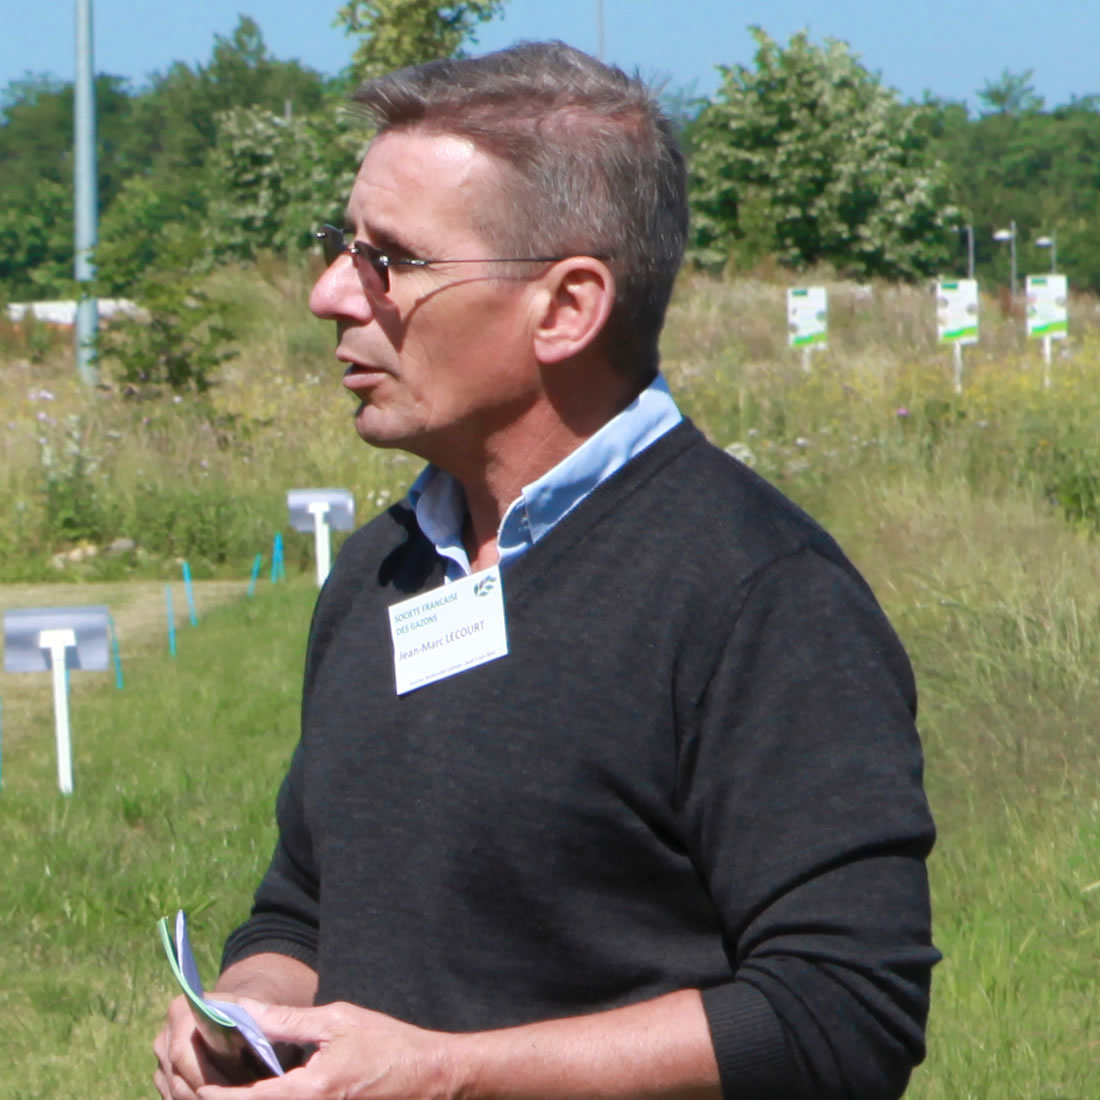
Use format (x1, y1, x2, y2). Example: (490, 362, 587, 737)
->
(348, 129, 500, 248)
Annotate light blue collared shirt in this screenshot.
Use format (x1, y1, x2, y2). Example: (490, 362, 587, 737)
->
(407, 374, 682, 580)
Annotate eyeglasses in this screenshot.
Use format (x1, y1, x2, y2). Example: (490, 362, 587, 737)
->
(315, 224, 588, 293)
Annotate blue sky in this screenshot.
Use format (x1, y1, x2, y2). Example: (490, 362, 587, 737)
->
(2, 1, 1098, 110)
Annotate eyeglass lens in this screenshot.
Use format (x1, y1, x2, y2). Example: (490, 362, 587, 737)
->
(316, 226, 390, 291)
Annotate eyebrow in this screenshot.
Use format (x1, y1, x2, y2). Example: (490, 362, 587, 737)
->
(343, 211, 419, 258)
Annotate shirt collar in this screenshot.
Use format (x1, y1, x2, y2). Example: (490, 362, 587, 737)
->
(407, 373, 681, 578)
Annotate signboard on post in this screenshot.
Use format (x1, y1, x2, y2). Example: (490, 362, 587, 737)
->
(3, 605, 110, 794)
(936, 279, 979, 393)
(287, 489, 356, 587)
(787, 287, 827, 368)
(936, 279, 979, 345)
(1027, 273, 1068, 384)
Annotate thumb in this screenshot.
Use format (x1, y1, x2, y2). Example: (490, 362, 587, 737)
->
(239, 999, 323, 1044)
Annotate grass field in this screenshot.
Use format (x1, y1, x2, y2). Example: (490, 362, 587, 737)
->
(1, 268, 1097, 1096)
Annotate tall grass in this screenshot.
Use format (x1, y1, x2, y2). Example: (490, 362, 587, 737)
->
(0, 266, 1097, 1096)
(3, 265, 1100, 579)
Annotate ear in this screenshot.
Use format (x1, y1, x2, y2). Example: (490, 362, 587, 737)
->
(530, 258, 615, 365)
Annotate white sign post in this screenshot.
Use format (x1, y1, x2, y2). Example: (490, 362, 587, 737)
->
(39, 629, 76, 795)
(787, 287, 828, 371)
(287, 489, 356, 587)
(1026, 274, 1068, 388)
(936, 279, 979, 393)
(308, 501, 331, 587)
(3, 605, 110, 795)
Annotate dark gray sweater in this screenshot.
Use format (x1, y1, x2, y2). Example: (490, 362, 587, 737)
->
(223, 421, 938, 1099)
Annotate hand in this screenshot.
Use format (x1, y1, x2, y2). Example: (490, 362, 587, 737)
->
(196, 1000, 461, 1100)
(153, 994, 263, 1099)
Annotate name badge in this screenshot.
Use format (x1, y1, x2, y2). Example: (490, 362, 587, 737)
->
(387, 566, 508, 694)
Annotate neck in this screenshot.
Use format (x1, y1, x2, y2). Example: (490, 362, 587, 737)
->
(441, 361, 644, 571)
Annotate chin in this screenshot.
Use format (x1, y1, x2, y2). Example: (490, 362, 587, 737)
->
(353, 407, 419, 453)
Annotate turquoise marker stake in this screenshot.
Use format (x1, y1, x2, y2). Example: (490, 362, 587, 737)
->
(181, 561, 198, 626)
(165, 586, 177, 657)
(108, 613, 124, 689)
(248, 553, 263, 597)
(271, 533, 285, 582)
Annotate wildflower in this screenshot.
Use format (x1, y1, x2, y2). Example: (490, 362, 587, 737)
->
(29, 388, 56, 401)
(36, 410, 52, 423)
(895, 407, 910, 418)
(724, 441, 756, 467)
(795, 436, 810, 449)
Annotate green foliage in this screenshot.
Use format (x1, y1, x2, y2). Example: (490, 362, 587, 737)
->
(0, 17, 332, 300)
(96, 209, 240, 396)
(0, 178, 75, 299)
(978, 68, 1044, 116)
(924, 93, 1100, 290)
(205, 107, 361, 262)
(334, 0, 507, 79)
(38, 415, 107, 546)
(95, 276, 238, 396)
(688, 28, 959, 280)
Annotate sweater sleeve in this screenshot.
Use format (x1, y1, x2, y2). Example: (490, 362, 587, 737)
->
(220, 737, 321, 974)
(680, 548, 939, 1100)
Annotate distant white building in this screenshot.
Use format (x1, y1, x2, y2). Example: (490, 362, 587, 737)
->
(5, 299, 146, 326)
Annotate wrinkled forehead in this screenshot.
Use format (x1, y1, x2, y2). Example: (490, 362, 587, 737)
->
(350, 128, 509, 246)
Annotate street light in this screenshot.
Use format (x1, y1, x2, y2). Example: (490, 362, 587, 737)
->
(993, 220, 1017, 301)
(1036, 233, 1057, 273)
(956, 223, 975, 279)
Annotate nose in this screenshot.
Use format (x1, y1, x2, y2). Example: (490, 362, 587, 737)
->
(309, 255, 375, 324)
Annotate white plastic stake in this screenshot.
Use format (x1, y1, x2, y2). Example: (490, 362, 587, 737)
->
(1042, 334, 1052, 389)
(308, 501, 332, 587)
(39, 628, 76, 795)
(952, 343, 963, 394)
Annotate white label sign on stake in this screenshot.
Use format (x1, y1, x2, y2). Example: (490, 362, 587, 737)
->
(936, 279, 979, 345)
(787, 287, 828, 350)
(4, 605, 110, 796)
(387, 567, 508, 695)
(287, 489, 355, 589)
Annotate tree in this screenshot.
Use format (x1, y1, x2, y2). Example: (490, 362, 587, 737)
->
(0, 179, 74, 299)
(334, 0, 508, 80)
(978, 69, 1044, 116)
(688, 28, 959, 280)
(0, 17, 331, 300)
(925, 93, 1100, 291)
(204, 106, 363, 262)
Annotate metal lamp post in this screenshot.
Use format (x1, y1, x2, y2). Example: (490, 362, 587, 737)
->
(74, 0, 99, 386)
(956, 223, 975, 279)
(1036, 233, 1057, 273)
(993, 221, 1017, 302)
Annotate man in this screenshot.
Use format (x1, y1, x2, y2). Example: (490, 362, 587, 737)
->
(155, 41, 937, 1100)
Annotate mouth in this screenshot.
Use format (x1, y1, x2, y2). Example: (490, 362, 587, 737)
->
(340, 358, 389, 392)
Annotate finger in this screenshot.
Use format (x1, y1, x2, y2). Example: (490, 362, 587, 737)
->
(198, 1065, 307, 1100)
(153, 1062, 200, 1100)
(239, 999, 327, 1046)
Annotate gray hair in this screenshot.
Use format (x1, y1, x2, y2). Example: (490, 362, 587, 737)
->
(351, 41, 688, 387)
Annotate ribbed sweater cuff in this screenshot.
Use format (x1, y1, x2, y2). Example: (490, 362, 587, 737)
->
(701, 982, 795, 1099)
(220, 925, 319, 977)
